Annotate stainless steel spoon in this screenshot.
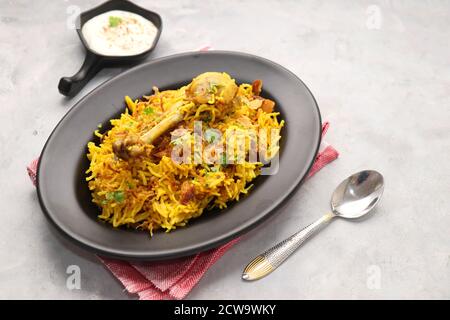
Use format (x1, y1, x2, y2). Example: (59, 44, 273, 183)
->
(242, 170, 384, 281)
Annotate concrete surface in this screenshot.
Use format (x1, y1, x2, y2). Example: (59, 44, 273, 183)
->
(0, 0, 449, 299)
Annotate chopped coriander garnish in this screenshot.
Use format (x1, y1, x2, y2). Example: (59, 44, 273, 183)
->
(203, 113, 212, 122)
(144, 107, 154, 115)
(204, 130, 219, 144)
(105, 192, 114, 200)
(109, 16, 122, 27)
(113, 190, 125, 203)
(105, 190, 125, 203)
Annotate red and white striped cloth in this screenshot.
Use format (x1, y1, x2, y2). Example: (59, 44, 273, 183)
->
(27, 122, 338, 299)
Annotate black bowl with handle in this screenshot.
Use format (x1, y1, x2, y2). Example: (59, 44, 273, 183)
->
(58, 0, 162, 97)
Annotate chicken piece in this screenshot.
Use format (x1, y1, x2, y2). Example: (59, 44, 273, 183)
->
(187, 72, 238, 105)
(113, 108, 183, 160)
(112, 134, 145, 160)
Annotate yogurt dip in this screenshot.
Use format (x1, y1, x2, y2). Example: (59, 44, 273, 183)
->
(81, 10, 158, 56)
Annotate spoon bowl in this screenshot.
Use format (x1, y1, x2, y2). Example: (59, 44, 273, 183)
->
(331, 170, 384, 219)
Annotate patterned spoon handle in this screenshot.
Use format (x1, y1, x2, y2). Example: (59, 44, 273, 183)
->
(242, 212, 335, 281)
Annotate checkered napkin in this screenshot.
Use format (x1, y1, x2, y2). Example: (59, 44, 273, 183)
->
(27, 121, 338, 299)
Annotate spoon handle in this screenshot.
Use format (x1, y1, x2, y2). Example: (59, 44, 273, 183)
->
(242, 213, 335, 281)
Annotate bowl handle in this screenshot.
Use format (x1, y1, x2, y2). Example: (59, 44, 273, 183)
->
(58, 52, 103, 97)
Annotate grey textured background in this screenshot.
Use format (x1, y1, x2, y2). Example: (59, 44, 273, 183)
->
(0, 0, 449, 299)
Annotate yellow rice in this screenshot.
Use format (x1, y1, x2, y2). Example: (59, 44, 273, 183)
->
(86, 74, 284, 235)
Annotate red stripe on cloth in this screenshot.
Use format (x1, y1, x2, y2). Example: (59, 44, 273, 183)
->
(97, 256, 155, 294)
(308, 145, 339, 178)
(132, 254, 201, 292)
(27, 158, 39, 186)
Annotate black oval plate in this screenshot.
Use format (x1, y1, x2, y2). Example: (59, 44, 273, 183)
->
(37, 51, 321, 260)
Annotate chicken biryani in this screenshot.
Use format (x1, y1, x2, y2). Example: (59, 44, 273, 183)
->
(86, 72, 284, 234)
